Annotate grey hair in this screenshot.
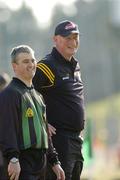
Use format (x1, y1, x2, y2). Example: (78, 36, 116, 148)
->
(10, 45, 34, 63)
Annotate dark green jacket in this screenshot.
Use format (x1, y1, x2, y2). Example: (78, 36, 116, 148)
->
(0, 78, 59, 165)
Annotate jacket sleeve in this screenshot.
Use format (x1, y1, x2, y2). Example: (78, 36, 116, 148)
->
(47, 136, 61, 166)
(42, 108, 60, 166)
(33, 61, 55, 93)
(0, 89, 20, 161)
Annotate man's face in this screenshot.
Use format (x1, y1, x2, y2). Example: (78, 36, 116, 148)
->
(12, 52, 37, 81)
(54, 33, 79, 60)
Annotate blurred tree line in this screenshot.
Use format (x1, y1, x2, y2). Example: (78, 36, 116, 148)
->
(0, 0, 120, 103)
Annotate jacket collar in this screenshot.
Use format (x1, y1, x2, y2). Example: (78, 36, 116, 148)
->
(51, 47, 77, 67)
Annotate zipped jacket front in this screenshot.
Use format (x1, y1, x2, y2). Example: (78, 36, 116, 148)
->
(33, 47, 85, 132)
(0, 78, 48, 159)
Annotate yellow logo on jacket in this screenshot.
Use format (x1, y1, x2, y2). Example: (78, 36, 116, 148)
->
(26, 108, 34, 117)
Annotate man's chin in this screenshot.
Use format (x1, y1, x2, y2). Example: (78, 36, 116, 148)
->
(28, 72, 35, 79)
(31, 74, 35, 78)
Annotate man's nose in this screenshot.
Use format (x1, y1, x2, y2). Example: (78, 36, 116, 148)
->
(28, 60, 34, 66)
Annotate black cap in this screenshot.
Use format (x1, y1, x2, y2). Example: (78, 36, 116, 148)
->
(54, 20, 79, 37)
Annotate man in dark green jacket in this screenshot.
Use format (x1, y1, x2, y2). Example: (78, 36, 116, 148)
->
(0, 45, 65, 180)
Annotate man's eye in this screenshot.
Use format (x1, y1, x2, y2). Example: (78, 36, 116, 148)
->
(32, 59, 36, 63)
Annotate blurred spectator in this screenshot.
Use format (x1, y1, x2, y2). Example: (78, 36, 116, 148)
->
(0, 72, 10, 174)
(0, 73, 10, 91)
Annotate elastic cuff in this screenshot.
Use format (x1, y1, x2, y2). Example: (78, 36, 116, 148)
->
(52, 161, 61, 167)
(6, 152, 19, 162)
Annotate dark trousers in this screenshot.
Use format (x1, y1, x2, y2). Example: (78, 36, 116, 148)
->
(46, 130, 84, 180)
(0, 148, 46, 180)
(0, 150, 6, 178)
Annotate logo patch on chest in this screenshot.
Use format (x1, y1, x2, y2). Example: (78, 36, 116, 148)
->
(62, 74, 70, 80)
(26, 108, 34, 117)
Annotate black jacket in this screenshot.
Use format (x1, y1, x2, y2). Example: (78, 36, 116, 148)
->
(33, 47, 85, 132)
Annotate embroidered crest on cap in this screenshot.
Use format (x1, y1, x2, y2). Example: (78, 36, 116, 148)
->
(65, 22, 76, 30)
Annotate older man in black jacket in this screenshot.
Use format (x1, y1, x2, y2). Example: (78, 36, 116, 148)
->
(33, 20, 85, 180)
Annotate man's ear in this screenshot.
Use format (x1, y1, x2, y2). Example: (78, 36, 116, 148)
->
(12, 62, 17, 72)
(53, 35, 58, 43)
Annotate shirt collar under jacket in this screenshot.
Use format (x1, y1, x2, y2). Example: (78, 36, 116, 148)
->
(51, 47, 77, 68)
(12, 77, 34, 90)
